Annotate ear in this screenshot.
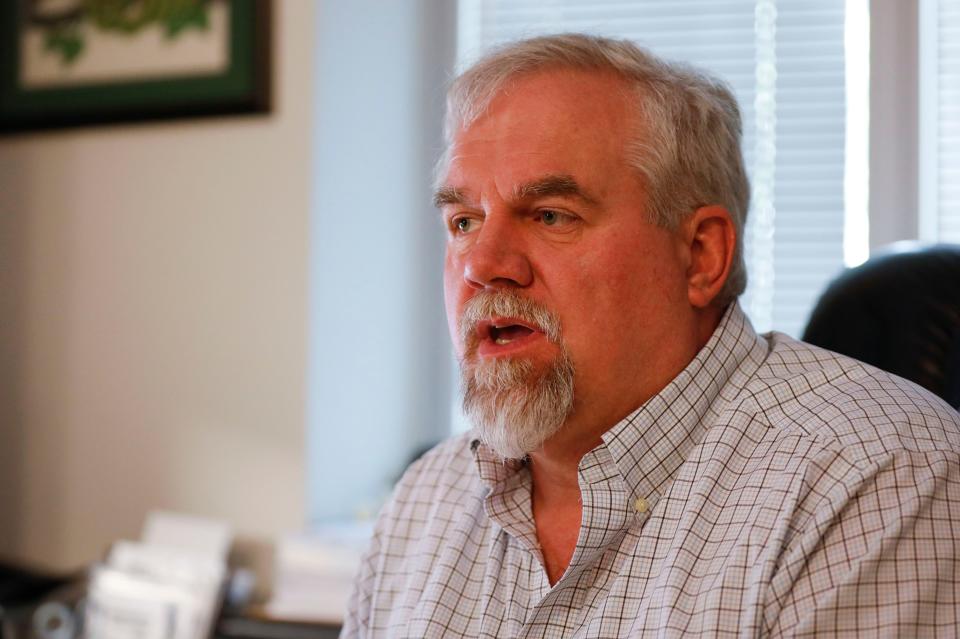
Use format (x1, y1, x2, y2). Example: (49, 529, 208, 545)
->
(681, 205, 736, 309)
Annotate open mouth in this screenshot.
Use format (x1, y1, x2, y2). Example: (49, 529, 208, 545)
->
(489, 323, 535, 345)
(473, 318, 544, 356)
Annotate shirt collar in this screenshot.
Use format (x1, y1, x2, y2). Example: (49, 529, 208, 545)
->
(471, 302, 769, 500)
(471, 438, 527, 490)
(601, 302, 769, 513)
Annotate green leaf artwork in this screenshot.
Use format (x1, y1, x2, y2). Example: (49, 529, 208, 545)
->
(28, 0, 215, 67)
(44, 27, 85, 63)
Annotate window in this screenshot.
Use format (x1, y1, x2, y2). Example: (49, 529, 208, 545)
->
(457, 0, 866, 337)
(311, 1, 960, 523)
(921, 0, 960, 241)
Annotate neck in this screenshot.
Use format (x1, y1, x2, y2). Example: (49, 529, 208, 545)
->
(528, 437, 584, 585)
(528, 444, 583, 497)
(526, 411, 603, 508)
(528, 304, 725, 498)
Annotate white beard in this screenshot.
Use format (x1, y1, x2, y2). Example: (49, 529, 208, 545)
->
(462, 354, 575, 459)
(458, 290, 575, 460)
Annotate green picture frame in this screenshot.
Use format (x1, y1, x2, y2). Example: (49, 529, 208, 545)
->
(0, 0, 271, 134)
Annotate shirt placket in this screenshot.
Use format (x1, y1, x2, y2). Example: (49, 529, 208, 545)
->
(519, 446, 639, 637)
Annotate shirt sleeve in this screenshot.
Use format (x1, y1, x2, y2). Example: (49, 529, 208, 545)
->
(339, 521, 382, 639)
(767, 448, 960, 637)
(339, 449, 430, 638)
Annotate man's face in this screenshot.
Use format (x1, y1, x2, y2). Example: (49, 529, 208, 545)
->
(438, 69, 694, 454)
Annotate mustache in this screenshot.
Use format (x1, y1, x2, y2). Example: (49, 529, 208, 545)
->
(458, 290, 563, 351)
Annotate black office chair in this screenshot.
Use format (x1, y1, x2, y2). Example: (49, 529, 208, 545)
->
(802, 242, 960, 409)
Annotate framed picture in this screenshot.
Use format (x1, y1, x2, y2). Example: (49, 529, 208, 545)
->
(0, 0, 271, 133)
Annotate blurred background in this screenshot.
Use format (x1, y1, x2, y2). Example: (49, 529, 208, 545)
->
(0, 0, 956, 606)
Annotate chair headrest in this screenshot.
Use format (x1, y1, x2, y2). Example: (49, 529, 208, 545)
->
(802, 243, 960, 408)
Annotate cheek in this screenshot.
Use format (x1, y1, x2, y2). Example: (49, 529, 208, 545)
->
(443, 254, 465, 355)
(567, 245, 683, 334)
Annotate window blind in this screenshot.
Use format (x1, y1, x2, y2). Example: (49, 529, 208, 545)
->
(457, 0, 850, 337)
(938, 0, 960, 240)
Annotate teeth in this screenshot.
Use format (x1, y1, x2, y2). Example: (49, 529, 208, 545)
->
(495, 337, 512, 345)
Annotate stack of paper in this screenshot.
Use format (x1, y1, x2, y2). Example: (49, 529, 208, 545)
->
(265, 522, 372, 624)
(85, 511, 232, 639)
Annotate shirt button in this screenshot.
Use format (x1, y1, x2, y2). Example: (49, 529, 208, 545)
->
(634, 497, 649, 514)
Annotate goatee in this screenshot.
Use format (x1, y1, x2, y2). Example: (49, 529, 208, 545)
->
(459, 290, 575, 460)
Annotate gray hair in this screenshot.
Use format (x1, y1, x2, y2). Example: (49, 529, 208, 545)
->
(440, 33, 750, 304)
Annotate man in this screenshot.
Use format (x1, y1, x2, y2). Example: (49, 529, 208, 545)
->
(342, 34, 960, 637)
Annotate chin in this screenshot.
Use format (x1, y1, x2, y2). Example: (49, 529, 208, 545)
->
(462, 352, 575, 460)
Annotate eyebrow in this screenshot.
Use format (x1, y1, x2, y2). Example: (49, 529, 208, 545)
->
(513, 174, 597, 204)
(432, 174, 596, 209)
(433, 185, 466, 208)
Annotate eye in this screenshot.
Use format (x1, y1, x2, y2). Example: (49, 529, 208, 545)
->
(450, 215, 480, 235)
(535, 209, 575, 227)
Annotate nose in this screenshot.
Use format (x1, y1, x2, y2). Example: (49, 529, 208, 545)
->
(462, 217, 533, 290)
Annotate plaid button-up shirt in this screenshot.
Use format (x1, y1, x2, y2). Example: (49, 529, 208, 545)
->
(343, 304, 960, 638)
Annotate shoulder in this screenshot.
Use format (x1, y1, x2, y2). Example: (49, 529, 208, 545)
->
(393, 432, 478, 497)
(343, 434, 482, 635)
(375, 432, 482, 536)
(738, 332, 960, 467)
(703, 338, 960, 633)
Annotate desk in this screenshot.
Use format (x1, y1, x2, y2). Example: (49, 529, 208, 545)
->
(215, 614, 341, 639)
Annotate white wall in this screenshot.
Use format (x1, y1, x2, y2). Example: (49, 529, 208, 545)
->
(0, 2, 313, 572)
